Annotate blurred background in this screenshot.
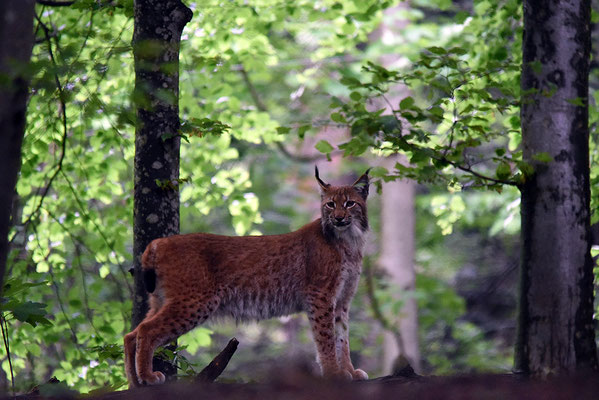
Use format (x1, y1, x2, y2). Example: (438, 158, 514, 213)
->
(7, 0, 593, 393)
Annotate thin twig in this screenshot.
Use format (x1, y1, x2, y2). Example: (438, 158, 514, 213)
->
(239, 65, 328, 163)
(0, 315, 15, 397)
(48, 267, 80, 347)
(59, 170, 133, 294)
(363, 259, 406, 359)
(75, 243, 102, 339)
(17, 14, 70, 240)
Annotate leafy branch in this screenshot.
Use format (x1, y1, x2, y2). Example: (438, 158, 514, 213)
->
(322, 47, 523, 190)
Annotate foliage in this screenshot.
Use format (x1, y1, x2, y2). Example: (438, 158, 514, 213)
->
(6, 0, 597, 393)
(1, 0, 390, 393)
(322, 0, 524, 192)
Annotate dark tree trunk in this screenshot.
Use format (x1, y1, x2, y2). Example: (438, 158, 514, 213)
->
(516, 0, 598, 376)
(0, 0, 35, 293)
(131, 0, 192, 380)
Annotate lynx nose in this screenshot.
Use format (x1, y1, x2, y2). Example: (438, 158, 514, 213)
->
(334, 216, 344, 223)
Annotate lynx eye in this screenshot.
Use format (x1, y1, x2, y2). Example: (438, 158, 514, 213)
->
(325, 201, 335, 209)
(345, 200, 356, 208)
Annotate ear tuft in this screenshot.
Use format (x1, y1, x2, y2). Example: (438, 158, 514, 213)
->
(352, 168, 371, 200)
(315, 166, 331, 192)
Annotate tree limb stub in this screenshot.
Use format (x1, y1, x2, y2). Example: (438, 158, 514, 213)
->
(196, 338, 239, 383)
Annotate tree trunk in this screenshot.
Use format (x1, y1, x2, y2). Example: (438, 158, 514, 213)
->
(379, 155, 420, 373)
(0, 0, 35, 293)
(516, 0, 598, 376)
(375, 3, 421, 373)
(131, 0, 192, 380)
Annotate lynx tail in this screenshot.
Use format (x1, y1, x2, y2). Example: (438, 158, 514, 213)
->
(141, 241, 158, 293)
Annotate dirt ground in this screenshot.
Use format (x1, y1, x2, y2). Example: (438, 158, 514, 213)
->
(15, 367, 599, 400)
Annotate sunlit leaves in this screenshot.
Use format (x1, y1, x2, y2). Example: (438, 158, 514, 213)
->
(327, 15, 522, 190)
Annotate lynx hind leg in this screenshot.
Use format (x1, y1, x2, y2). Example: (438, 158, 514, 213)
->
(124, 294, 163, 388)
(124, 328, 140, 387)
(135, 293, 219, 385)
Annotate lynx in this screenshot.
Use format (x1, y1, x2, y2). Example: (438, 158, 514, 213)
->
(124, 167, 371, 386)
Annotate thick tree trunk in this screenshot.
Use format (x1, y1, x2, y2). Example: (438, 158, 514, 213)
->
(131, 0, 192, 380)
(516, 0, 598, 376)
(0, 0, 35, 293)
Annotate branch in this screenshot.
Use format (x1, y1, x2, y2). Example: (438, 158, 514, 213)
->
(238, 66, 328, 163)
(392, 133, 519, 187)
(0, 315, 15, 396)
(447, 157, 518, 187)
(59, 170, 133, 295)
(196, 338, 239, 383)
(16, 14, 70, 240)
(363, 260, 406, 359)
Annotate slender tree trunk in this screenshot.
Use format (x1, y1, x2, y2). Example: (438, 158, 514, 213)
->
(375, 4, 421, 373)
(516, 0, 598, 376)
(131, 0, 192, 380)
(0, 0, 35, 292)
(379, 155, 420, 373)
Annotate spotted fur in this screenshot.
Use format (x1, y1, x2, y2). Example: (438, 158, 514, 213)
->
(123, 168, 370, 386)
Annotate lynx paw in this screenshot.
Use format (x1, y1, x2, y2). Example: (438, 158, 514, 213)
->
(352, 368, 368, 381)
(139, 371, 165, 386)
(323, 369, 353, 381)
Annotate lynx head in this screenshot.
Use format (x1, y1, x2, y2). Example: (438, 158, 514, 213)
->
(315, 166, 370, 241)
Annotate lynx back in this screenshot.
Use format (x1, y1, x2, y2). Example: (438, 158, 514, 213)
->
(124, 167, 371, 386)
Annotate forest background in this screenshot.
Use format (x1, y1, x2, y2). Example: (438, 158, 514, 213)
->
(1, 0, 599, 395)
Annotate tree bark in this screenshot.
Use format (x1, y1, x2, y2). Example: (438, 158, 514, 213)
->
(375, 3, 421, 373)
(0, 0, 35, 293)
(131, 0, 192, 380)
(516, 0, 598, 376)
(379, 155, 420, 373)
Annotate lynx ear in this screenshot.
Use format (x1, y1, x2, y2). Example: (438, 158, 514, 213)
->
(315, 166, 331, 192)
(352, 168, 371, 200)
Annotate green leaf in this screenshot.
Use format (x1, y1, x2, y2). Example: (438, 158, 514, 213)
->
(339, 76, 361, 87)
(276, 126, 291, 135)
(427, 46, 447, 55)
(532, 152, 553, 163)
(2, 300, 52, 327)
(90, 344, 123, 363)
(368, 166, 388, 178)
(528, 60, 543, 74)
(399, 96, 415, 110)
(495, 162, 511, 180)
(297, 125, 310, 139)
(315, 140, 335, 154)
(350, 91, 362, 101)
(330, 112, 346, 123)
(566, 97, 585, 107)
(410, 149, 430, 164)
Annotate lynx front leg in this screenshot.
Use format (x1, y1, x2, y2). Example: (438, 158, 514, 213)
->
(334, 305, 368, 380)
(306, 295, 350, 380)
(334, 276, 368, 381)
